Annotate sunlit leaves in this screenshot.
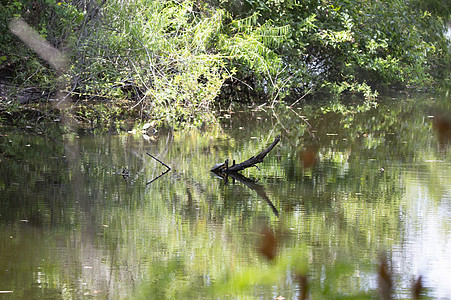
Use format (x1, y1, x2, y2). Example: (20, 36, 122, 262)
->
(218, 12, 289, 82)
(72, 0, 231, 128)
(220, 0, 449, 100)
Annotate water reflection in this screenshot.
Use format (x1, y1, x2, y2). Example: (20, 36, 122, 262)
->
(223, 172, 279, 217)
(0, 91, 450, 298)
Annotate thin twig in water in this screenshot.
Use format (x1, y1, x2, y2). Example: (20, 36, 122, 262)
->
(271, 108, 288, 133)
(146, 169, 171, 185)
(146, 152, 171, 171)
(146, 152, 171, 185)
(288, 106, 316, 139)
(288, 106, 312, 128)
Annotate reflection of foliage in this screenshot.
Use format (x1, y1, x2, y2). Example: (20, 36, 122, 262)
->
(0, 133, 69, 226)
(0, 228, 72, 298)
(1, 91, 450, 297)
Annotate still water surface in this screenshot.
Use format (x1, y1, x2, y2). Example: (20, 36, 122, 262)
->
(1, 91, 450, 299)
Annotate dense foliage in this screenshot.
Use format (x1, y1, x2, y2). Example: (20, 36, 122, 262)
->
(2, 91, 450, 298)
(0, 0, 449, 128)
(221, 0, 450, 98)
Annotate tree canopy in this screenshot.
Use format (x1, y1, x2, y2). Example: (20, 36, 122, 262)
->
(0, 0, 449, 128)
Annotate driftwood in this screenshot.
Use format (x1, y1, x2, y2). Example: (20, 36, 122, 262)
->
(211, 135, 281, 217)
(211, 135, 280, 174)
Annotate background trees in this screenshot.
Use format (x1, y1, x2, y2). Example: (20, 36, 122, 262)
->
(0, 0, 449, 128)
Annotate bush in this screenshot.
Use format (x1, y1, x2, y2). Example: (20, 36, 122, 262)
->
(217, 0, 450, 99)
(1, 0, 231, 128)
(1, 0, 449, 128)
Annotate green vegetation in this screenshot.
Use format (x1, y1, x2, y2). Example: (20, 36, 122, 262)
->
(2, 91, 450, 298)
(0, 0, 450, 129)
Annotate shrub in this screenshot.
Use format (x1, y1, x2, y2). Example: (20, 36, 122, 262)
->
(1, 0, 449, 128)
(217, 0, 450, 99)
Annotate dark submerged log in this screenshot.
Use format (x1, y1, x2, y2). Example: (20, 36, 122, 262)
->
(211, 135, 280, 174)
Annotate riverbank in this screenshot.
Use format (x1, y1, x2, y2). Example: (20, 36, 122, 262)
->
(1, 0, 449, 131)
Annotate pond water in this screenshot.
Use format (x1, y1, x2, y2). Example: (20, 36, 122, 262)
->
(1, 90, 450, 299)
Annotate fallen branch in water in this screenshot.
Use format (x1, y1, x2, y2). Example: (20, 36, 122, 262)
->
(146, 152, 171, 184)
(211, 135, 280, 174)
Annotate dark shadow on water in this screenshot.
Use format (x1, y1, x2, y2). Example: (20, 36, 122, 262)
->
(214, 171, 279, 217)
